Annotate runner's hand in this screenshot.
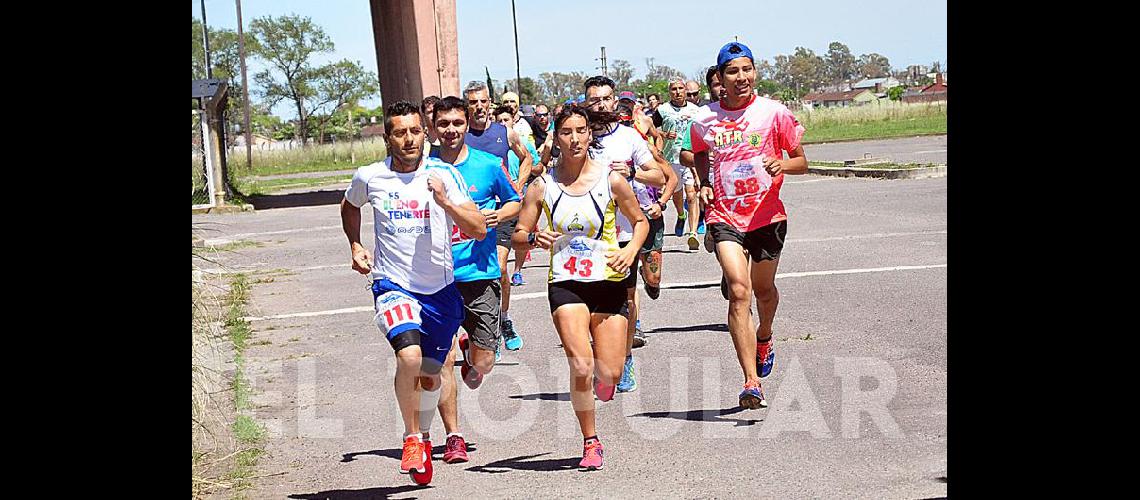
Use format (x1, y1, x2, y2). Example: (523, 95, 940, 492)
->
(427, 173, 450, 208)
(665, 131, 678, 140)
(533, 229, 561, 250)
(482, 209, 499, 227)
(609, 161, 631, 179)
(761, 156, 784, 176)
(351, 244, 372, 275)
(645, 202, 663, 219)
(606, 248, 637, 274)
(700, 186, 716, 205)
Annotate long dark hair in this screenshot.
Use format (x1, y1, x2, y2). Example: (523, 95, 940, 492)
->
(551, 105, 604, 154)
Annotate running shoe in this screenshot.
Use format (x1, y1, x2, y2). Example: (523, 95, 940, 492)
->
(738, 380, 767, 409)
(594, 375, 616, 402)
(510, 272, 526, 286)
(696, 213, 706, 235)
(460, 362, 484, 389)
(616, 355, 637, 393)
(579, 438, 605, 471)
(632, 320, 647, 348)
(686, 232, 700, 251)
(443, 434, 469, 463)
(645, 283, 660, 300)
(400, 435, 427, 474)
(674, 212, 687, 237)
(502, 319, 522, 351)
(411, 439, 433, 484)
(757, 338, 775, 378)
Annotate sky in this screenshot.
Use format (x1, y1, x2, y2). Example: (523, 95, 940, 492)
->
(194, 0, 946, 118)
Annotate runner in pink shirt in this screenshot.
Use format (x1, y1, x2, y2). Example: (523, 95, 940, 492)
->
(690, 41, 809, 409)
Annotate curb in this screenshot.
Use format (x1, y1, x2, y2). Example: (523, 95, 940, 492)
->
(807, 164, 946, 180)
(192, 204, 256, 215)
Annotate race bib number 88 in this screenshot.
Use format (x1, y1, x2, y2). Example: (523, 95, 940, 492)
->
(719, 159, 772, 198)
(374, 291, 423, 335)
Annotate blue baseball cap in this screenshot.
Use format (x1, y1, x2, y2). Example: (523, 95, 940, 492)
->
(717, 41, 753, 70)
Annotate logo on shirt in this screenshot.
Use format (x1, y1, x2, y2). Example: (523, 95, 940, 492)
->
(567, 215, 585, 233)
(748, 133, 763, 148)
(469, 184, 478, 192)
(713, 119, 752, 149)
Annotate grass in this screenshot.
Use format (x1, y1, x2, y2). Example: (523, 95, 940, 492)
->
(211, 240, 264, 253)
(233, 174, 353, 196)
(222, 273, 267, 495)
(225, 139, 387, 177)
(796, 101, 947, 144)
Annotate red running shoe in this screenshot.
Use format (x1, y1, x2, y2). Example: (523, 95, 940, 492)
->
(443, 434, 469, 464)
(411, 439, 433, 484)
(579, 438, 604, 471)
(400, 435, 426, 474)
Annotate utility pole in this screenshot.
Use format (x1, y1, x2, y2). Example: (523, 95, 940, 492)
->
(200, 0, 212, 79)
(596, 46, 607, 77)
(511, 0, 521, 94)
(236, 0, 253, 172)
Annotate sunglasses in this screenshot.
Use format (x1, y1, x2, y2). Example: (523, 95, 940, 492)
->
(536, 113, 549, 117)
(687, 92, 701, 97)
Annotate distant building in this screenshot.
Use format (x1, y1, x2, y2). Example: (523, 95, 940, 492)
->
(902, 73, 947, 103)
(852, 77, 902, 93)
(801, 89, 877, 110)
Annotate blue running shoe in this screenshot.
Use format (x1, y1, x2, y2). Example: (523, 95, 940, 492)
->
(510, 272, 525, 286)
(674, 213, 686, 237)
(739, 381, 767, 409)
(757, 339, 775, 378)
(696, 217, 706, 235)
(502, 318, 522, 351)
(616, 355, 637, 393)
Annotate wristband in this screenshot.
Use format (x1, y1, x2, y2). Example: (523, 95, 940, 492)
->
(527, 232, 538, 247)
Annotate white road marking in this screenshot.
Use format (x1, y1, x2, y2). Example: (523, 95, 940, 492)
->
(242, 263, 946, 322)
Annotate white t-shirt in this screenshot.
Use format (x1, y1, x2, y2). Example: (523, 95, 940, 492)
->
(513, 117, 535, 148)
(344, 156, 473, 294)
(589, 123, 654, 242)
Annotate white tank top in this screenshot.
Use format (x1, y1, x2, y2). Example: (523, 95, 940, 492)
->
(542, 166, 626, 283)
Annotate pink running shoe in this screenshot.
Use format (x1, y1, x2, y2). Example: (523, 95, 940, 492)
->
(579, 438, 604, 471)
(443, 434, 469, 464)
(594, 377, 616, 402)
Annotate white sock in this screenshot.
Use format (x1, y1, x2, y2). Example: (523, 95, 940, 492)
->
(447, 432, 464, 439)
(404, 432, 423, 441)
(501, 311, 511, 324)
(417, 384, 442, 436)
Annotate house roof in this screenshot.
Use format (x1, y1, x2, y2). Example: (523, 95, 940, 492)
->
(852, 77, 888, 88)
(802, 89, 868, 102)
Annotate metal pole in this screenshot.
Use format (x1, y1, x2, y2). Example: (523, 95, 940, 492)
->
(236, 0, 252, 172)
(511, 0, 521, 94)
(201, 0, 213, 79)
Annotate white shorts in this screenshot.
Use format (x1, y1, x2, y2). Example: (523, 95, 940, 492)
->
(671, 163, 695, 192)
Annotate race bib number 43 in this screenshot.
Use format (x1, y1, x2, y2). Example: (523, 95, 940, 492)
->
(374, 291, 423, 335)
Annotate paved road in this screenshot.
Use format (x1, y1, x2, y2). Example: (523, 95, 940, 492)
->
(193, 174, 947, 499)
(804, 135, 947, 165)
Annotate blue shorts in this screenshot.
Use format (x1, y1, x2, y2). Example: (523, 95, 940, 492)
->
(371, 278, 465, 368)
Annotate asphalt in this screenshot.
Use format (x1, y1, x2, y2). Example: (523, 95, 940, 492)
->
(193, 172, 947, 499)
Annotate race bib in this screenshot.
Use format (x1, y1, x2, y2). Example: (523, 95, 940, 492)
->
(718, 158, 772, 200)
(550, 235, 610, 282)
(374, 291, 423, 335)
(450, 224, 475, 244)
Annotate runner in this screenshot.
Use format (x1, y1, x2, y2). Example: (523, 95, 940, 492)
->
(653, 77, 702, 251)
(511, 105, 649, 470)
(581, 76, 674, 391)
(339, 100, 487, 484)
(463, 81, 536, 356)
(680, 67, 732, 299)
(494, 104, 543, 294)
(500, 91, 536, 148)
(691, 41, 809, 409)
(424, 96, 522, 464)
(422, 95, 442, 157)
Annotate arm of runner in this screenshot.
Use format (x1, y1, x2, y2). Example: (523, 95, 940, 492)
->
(512, 177, 561, 251)
(342, 169, 371, 274)
(508, 128, 533, 192)
(607, 171, 649, 274)
(647, 144, 677, 200)
(630, 130, 668, 189)
(492, 161, 522, 224)
(428, 171, 487, 240)
(679, 126, 694, 168)
(762, 146, 808, 176)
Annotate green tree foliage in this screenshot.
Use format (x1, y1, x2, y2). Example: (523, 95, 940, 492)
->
(825, 42, 857, 83)
(857, 53, 892, 78)
(610, 59, 635, 90)
(505, 77, 542, 104)
(887, 86, 905, 101)
(250, 14, 335, 145)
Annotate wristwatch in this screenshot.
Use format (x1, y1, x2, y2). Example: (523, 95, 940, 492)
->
(527, 232, 538, 247)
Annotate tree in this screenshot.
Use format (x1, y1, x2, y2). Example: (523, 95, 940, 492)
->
(644, 58, 686, 83)
(504, 77, 541, 104)
(539, 71, 588, 104)
(193, 18, 261, 144)
(754, 59, 775, 81)
(485, 67, 497, 103)
(773, 47, 825, 97)
(857, 53, 892, 78)
(610, 60, 635, 90)
(887, 86, 905, 101)
(307, 60, 380, 143)
(250, 14, 335, 145)
(824, 42, 857, 84)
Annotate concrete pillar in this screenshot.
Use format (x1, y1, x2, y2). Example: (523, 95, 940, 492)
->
(369, 0, 460, 108)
